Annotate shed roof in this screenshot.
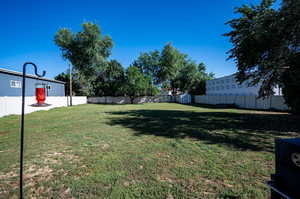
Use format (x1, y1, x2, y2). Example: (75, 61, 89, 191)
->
(0, 68, 65, 84)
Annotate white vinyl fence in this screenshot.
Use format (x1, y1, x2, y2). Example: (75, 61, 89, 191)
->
(194, 95, 289, 111)
(88, 95, 175, 104)
(175, 94, 191, 104)
(0, 96, 87, 117)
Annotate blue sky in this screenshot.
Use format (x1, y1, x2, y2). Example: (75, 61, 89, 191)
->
(0, 0, 270, 78)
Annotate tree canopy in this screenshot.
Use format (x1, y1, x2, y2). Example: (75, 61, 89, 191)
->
(131, 50, 161, 85)
(173, 62, 214, 95)
(158, 43, 187, 84)
(124, 66, 149, 103)
(92, 60, 125, 97)
(55, 22, 113, 95)
(55, 22, 214, 100)
(225, 0, 300, 113)
(131, 43, 214, 95)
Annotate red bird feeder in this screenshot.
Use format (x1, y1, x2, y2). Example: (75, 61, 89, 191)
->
(36, 84, 46, 104)
(31, 83, 50, 107)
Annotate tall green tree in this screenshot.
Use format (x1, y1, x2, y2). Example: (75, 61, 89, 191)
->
(54, 22, 113, 95)
(124, 66, 148, 103)
(171, 60, 197, 92)
(159, 43, 187, 93)
(131, 44, 214, 95)
(92, 60, 125, 96)
(131, 50, 161, 84)
(159, 43, 187, 83)
(225, 0, 300, 113)
(279, 0, 300, 113)
(189, 63, 215, 95)
(172, 61, 214, 95)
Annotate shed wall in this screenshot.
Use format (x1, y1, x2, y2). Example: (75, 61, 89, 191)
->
(0, 72, 65, 96)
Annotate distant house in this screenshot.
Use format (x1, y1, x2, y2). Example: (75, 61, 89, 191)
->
(0, 68, 65, 97)
(205, 73, 282, 96)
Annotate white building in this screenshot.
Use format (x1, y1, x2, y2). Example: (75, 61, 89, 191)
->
(206, 74, 282, 96)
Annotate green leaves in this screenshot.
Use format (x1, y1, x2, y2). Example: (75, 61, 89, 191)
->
(130, 43, 213, 95)
(172, 62, 214, 95)
(92, 60, 125, 97)
(225, 0, 300, 113)
(124, 66, 148, 102)
(159, 43, 187, 83)
(55, 23, 214, 98)
(54, 28, 73, 49)
(54, 22, 113, 89)
(131, 50, 161, 85)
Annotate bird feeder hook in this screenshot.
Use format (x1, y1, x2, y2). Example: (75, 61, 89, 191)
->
(20, 62, 46, 199)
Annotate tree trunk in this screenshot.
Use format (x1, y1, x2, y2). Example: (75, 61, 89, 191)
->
(130, 96, 134, 104)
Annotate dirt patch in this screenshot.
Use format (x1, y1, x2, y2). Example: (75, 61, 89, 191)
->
(166, 193, 174, 199)
(0, 164, 74, 198)
(25, 165, 53, 182)
(101, 144, 110, 150)
(0, 169, 19, 195)
(43, 151, 81, 165)
(0, 150, 80, 198)
(0, 171, 18, 180)
(155, 152, 171, 159)
(0, 131, 9, 135)
(156, 171, 180, 184)
(122, 179, 137, 187)
(198, 176, 234, 189)
(0, 164, 53, 197)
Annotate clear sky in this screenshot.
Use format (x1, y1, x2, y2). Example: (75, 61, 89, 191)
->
(0, 0, 265, 79)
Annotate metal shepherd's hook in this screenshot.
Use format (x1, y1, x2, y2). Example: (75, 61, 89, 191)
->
(20, 62, 46, 199)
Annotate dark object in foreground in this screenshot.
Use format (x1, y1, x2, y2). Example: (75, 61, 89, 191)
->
(268, 138, 300, 199)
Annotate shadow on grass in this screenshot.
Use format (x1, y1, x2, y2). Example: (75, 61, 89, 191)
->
(187, 103, 289, 113)
(106, 109, 300, 152)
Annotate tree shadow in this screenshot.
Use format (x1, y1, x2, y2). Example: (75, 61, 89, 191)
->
(106, 109, 300, 152)
(186, 103, 289, 113)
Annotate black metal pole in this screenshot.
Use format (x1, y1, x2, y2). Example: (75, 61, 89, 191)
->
(20, 62, 45, 199)
(20, 64, 26, 199)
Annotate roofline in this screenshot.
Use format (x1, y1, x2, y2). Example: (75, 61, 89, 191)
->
(207, 73, 238, 81)
(0, 68, 66, 84)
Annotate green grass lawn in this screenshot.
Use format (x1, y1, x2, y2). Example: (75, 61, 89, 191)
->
(0, 103, 299, 199)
